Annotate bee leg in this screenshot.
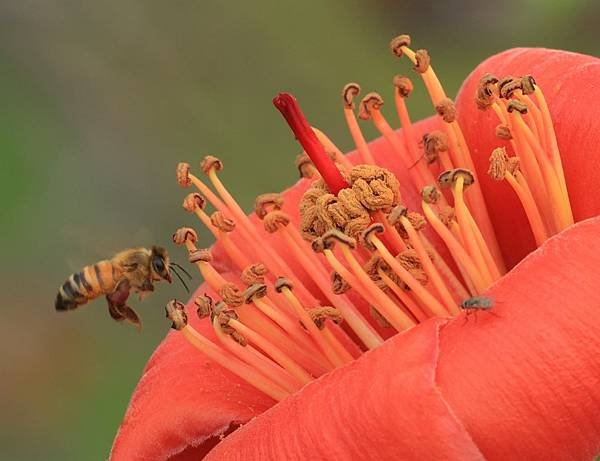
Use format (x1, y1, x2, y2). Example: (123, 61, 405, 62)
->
(106, 280, 142, 331)
(116, 305, 142, 331)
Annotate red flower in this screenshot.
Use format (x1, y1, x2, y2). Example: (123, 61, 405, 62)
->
(110, 46, 600, 460)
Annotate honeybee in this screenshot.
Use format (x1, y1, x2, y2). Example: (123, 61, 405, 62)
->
(55, 246, 190, 329)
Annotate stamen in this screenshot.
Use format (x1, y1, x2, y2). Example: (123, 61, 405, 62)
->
(364, 230, 449, 317)
(398, 215, 461, 315)
(391, 37, 506, 272)
(226, 317, 314, 385)
(166, 300, 290, 401)
(262, 209, 384, 349)
(181, 196, 252, 269)
(359, 91, 440, 193)
(392, 75, 442, 189)
(488, 148, 549, 246)
(210, 314, 302, 394)
(421, 195, 488, 294)
(449, 172, 500, 284)
(201, 157, 322, 305)
(275, 277, 353, 367)
(180, 235, 332, 376)
(316, 233, 415, 332)
(376, 267, 428, 322)
(342, 83, 375, 164)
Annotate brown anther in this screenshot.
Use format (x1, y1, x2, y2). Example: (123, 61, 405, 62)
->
(230, 331, 247, 346)
(172, 227, 198, 245)
(349, 164, 401, 212)
(393, 75, 413, 97)
(360, 223, 385, 251)
(255, 193, 284, 219)
(435, 98, 457, 123)
(358, 92, 384, 120)
(495, 124, 512, 140)
(213, 300, 227, 316)
(437, 170, 456, 189)
(499, 78, 522, 99)
(210, 211, 236, 232)
(176, 162, 192, 188)
(520, 75, 536, 95)
(397, 249, 428, 286)
(311, 237, 325, 253)
(475, 86, 494, 111)
(438, 206, 456, 227)
(507, 157, 521, 175)
(480, 73, 499, 87)
(423, 131, 448, 164)
(241, 263, 268, 285)
(413, 49, 430, 73)
(407, 211, 427, 231)
(188, 248, 211, 263)
(370, 306, 392, 328)
(437, 169, 475, 189)
(421, 185, 441, 204)
(263, 210, 290, 233)
(308, 306, 343, 330)
(389, 34, 411, 57)
(195, 294, 213, 319)
(497, 76, 517, 97)
(452, 168, 476, 188)
(488, 147, 509, 181)
(322, 229, 357, 250)
(200, 155, 223, 174)
(364, 255, 397, 291)
(275, 277, 294, 293)
(387, 205, 408, 226)
(217, 309, 247, 346)
(507, 100, 528, 114)
(165, 299, 188, 330)
(331, 271, 351, 294)
(182, 192, 206, 212)
(342, 83, 361, 108)
(243, 283, 268, 304)
(295, 153, 317, 179)
(219, 283, 244, 308)
(475, 74, 499, 110)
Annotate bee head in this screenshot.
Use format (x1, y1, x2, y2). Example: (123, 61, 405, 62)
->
(151, 246, 172, 283)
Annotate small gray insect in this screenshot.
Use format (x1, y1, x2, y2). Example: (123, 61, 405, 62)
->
(460, 296, 494, 310)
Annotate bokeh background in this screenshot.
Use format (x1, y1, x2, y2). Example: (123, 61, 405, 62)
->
(1, 1, 598, 459)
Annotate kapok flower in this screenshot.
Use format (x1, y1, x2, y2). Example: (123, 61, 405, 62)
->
(110, 37, 600, 460)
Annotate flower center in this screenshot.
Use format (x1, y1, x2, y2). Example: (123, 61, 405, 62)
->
(166, 34, 573, 401)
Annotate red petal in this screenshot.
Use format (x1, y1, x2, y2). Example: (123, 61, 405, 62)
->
(206, 317, 485, 461)
(456, 48, 600, 267)
(110, 283, 274, 461)
(206, 216, 600, 460)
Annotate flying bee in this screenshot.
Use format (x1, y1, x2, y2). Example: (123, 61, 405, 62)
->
(55, 246, 191, 329)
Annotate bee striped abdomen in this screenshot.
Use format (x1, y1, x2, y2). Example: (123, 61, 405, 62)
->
(55, 260, 118, 311)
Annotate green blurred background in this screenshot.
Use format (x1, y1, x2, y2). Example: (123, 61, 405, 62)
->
(1, 1, 598, 459)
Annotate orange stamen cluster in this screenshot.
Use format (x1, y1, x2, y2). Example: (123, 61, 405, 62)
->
(478, 74, 574, 243)
(165, 34, 573, 401)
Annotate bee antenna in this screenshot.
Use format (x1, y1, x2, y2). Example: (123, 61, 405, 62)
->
(170, 262, 192, 279)
(170, 265, 190, 293)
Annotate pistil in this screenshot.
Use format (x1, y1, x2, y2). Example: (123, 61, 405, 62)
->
(273, 92, 348, 194)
